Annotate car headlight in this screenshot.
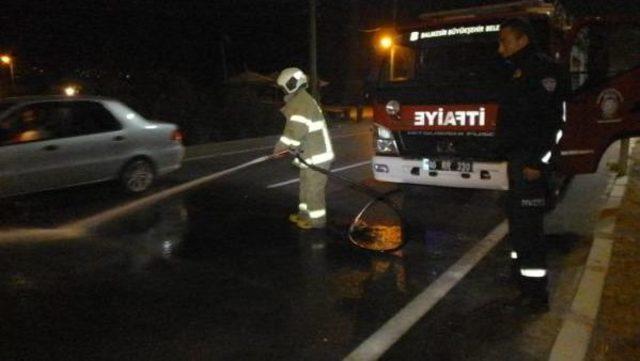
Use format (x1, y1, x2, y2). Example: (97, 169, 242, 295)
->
(385, 100, 400, 116)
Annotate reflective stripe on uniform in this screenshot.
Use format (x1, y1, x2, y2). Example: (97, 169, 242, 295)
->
(280, 136, 301, 147)
(308, 209, 326, 219)
(308, 151, 335, 164)
(510, 251, 518, 260)
(288, 113, 333, 166)
(293, 114, 326, 134)
(541, 150, 552, 164)
(555, 129, 563, 144)
(520, 268, 547, 278)
(299, 203, 308, 212)
(320, 125, 333, 156)
(308, 120, 325, 132)
(291, 115, 312, 126)
(306, 123, 334, 164)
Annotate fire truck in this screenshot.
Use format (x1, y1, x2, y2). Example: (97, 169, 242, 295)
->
(371, 0, 640, 190)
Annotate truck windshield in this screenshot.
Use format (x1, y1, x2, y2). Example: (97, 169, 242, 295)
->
(380, 22, 547, 86)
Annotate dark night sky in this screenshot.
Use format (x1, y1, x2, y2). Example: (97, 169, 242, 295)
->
(2, 0, 320, 82)
(1, 0, 639, 87)
(0, 1, 504, 75)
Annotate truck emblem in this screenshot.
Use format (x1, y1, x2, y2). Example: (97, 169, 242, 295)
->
(597, 88, 624, 121)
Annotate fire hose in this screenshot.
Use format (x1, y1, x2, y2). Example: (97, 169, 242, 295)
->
(179, 149, 405, 252)
(286, 150, 406, 252)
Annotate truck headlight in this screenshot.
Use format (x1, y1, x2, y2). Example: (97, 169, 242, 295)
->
(373, 124, 399, 155)
(376, 139, 399, 154)
(377, 125, 393, 139)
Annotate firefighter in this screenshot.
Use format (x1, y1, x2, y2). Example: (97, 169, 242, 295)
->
(495, 18, 565, 312)
(273, 67, 334, 229)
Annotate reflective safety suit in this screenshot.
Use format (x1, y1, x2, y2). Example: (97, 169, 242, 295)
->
(274, 89, 334, 227)
(495, 44, 566, 297)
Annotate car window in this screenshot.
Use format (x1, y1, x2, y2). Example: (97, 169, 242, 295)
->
(0, 101, 122, 145)
(0, 104, 54, 145)
(570, 22, 640, 91)
(62, 102, 122, 137)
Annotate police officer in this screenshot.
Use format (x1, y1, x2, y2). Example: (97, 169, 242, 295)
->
(495, 18, 565, 312)
(273, 68, 334, 229)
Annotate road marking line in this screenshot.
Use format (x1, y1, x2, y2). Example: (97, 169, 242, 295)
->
(185, 146, 273, 162)
(0, 227, 86, 244)
(184, 131, 369, 162)
(343, 220, 509, 361)
(64, 155, 274, 231)
(266, 160, 371, 189)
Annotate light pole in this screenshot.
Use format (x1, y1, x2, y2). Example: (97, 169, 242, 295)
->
(0, 55, 15, 87)
(379, 35, 395, 80)
(309, 0, 319, 99)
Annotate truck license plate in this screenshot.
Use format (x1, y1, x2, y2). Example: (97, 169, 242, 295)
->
(422, 159, 473, 172)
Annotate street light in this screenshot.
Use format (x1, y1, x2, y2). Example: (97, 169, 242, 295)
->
(64, 85, 79, 97)
(379, 36, 393, 50)
(0, 54, 15, 86)
(378, 35, 396, 80)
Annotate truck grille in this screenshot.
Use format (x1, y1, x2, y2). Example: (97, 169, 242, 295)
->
(397, 131, 498, 160)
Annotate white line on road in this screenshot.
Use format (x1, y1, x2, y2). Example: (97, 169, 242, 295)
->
(343, 220, 509, 361)
(184, 131, 369, 162)
(185, 146, 272, 161)
(0, 227, 86, 244)
(266, 160, 371, 189)
(65, 155, 274, 231)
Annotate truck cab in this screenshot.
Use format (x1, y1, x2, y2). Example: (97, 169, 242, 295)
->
(371, 0, 640, 190)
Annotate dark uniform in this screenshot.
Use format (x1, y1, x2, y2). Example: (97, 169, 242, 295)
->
(495, 44, 565, 305)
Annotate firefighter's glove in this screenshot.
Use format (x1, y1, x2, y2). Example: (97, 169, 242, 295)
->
(289, 147, 303, 158)
(273, 143, 289, 157)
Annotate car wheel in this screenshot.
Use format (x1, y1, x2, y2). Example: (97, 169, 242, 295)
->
(120, 159, 155, 194)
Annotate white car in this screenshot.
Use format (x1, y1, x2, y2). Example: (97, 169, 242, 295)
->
(0, 96, 184, 198)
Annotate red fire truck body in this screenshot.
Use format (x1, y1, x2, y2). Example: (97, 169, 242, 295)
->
(371, 0, 640, 190)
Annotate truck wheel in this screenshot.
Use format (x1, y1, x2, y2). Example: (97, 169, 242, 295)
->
(120, 158, 155, 194)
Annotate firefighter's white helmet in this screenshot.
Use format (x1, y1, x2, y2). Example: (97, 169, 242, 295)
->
(277, 67, 308, 94)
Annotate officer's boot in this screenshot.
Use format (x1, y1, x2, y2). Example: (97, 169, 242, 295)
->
(507, 276, 549, 314)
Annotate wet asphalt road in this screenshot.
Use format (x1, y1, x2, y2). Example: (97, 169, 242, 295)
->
(0, 121, 616, 360)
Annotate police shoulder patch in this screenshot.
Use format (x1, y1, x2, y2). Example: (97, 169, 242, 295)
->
(541, 77, 557, 92)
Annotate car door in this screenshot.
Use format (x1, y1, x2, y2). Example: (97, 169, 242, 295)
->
(0, 105, 23, 197)
(5, 101, 131, 195)
(42, 100, 132, 186)
(0, 102, 68, 196)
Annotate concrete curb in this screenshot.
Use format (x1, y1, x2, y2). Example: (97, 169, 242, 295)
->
(548, 139, 638, 361)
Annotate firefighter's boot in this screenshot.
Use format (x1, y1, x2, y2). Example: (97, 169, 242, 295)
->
(296, 218, 326, 230)
(289, 213, 306, 224)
